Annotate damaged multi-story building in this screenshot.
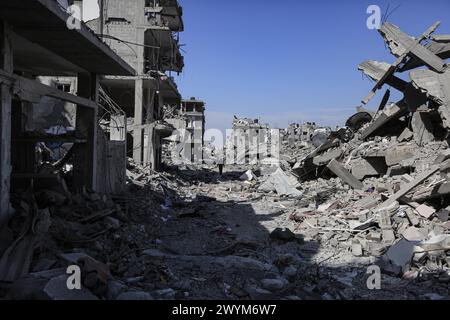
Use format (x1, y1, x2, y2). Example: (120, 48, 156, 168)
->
(179, 98, 206, 164)
(0, 0, 135, 228)
(86, 0, 184, 171)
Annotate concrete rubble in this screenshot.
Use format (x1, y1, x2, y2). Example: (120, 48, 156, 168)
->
(0, 0, 450, 302)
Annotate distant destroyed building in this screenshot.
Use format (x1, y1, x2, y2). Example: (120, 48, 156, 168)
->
(227, 117, 275, 165)
(163, 98, 206, 165)
(181, 98, 206, 163)
(284, 122, 317, 145)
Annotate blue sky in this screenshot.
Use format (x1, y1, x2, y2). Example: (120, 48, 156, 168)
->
(174, 0, 450, 132)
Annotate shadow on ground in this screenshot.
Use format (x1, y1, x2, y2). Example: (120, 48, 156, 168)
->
(1, 167, 448, 300)
(119, 167, 449, 300)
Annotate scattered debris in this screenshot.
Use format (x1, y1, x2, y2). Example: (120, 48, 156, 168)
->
(2, 13, 450, 301)
(258, 168, 302, 197)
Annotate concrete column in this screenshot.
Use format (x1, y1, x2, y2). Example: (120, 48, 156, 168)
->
(132, 27, 145, 164)
(148, 125, 156, 170)
(133, 78, 144, 163)
(144, 87, 157, 165)
(0, 21, 12, 227)
(74, 72, 99, 192)
(99, 0, 104, 35)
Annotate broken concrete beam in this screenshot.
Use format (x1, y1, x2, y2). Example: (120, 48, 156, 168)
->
(412, 182, 450, 202)
(402, 40, 450, 71)
(411, 111, 435, 146)
(312, 148, 342, 166)
(378, 89, 391, 112)
(377, 165, 440, 211)
(433, 149, 450, 165)
(351, 157, 387, 180)
(358, 61, 407, 92)
(360, 101, 407, 140)
(379, 22, 446, 72)
(309, 138, 340, 159)
(432, 35, 450, 42)
(362, 21, 442, 105)
(327, 159, 363, 190)
(398, 196, 421, 210)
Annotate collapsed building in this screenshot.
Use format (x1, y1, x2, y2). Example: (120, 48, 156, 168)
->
(164, 98, 206, 165)
(283, 122, 317, 146)
(273, 21, 450, 282)
(227, 116, 275, 165)
(120, 19, 450, 298)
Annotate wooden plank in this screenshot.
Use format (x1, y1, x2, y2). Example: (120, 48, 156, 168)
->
(327, 159, 364, 190)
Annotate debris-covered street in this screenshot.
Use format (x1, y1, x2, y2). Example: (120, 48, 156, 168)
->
(0, 0, 450, 304)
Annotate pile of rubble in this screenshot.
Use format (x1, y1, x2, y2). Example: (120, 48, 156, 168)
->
(2, 20, 450, 301)
(259, 21, 450, 287)
(0, 186, 127, 299)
